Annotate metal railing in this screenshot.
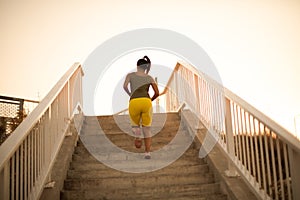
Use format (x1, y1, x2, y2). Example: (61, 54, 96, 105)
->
(0, 63, 84, 200)
(0, 96, 39, 145)
(161, 62, 300, 200)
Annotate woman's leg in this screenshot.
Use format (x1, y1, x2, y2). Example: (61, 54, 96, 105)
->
(142, 126, 151, 153)
(132, 126, 141, 136)
(129, 99, 142, 136)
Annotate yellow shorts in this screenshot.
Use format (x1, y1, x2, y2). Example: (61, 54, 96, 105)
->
(129, 97, 153, 127)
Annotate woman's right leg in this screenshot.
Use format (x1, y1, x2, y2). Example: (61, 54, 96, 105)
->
(140, 98, 153, 159)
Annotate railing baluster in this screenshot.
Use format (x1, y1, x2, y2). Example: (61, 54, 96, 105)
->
(233, 104, 239, 161)
(244, 112, 251, 177)
(240, 108, 247, 171)
(246, 112, 256, 179)
(249, 114, 256, 182)
(224, 98, 238, 176)
(11, 154, 15, 200)
(258, 122, 267, 198)
(253, 118, 261, 190)
(289, 146, 300, 200)
(0, 162, 10, 200)
(283, 144, 292, 200)
(29, 130, 32, 199)
(237, 106, 243, 163)
(16, 148, 20, 200)
(24, 137, 27, 200)
(20, 143, 23, 200)
(200, 78, 204, 119)
(270, 132, 278, 200)
(263, 127, 272, 198)
(276, 139, 285, 200)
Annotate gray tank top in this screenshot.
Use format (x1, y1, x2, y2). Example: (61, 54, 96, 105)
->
(129, 72, 153, 99)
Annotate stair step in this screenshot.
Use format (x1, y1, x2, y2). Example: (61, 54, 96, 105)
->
(71, 149, 202, 163)
(80, 124, 182, 135)
(73, 143, 198, 155)
(67, 163, 210, 179)
(64, 172, 215, 190)
(70, 157, 206, 169)
(62, 183, 225, 200)
(70, 154, 206, 170)
(75, 137, 193, 152)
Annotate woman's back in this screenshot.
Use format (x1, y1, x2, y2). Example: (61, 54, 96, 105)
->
(129, 72, 153, 99)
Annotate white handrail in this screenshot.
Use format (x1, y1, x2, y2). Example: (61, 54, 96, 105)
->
(0, 63, 84, 200)
(162, 61, 300, 200)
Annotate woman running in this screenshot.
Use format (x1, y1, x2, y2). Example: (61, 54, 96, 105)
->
(123, 56, 159, 159)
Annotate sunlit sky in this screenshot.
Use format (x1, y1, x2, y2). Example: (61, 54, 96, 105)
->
(1, 0, 300, 135)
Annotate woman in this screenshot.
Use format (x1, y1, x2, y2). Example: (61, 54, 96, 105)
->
(123, 56, 159, 159)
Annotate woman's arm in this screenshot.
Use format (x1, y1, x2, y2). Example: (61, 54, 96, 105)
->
(150, 81, 159, 101)
(123, 74, 131, 96)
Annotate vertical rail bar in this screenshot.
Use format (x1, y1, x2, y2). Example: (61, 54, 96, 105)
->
(11, 154, 15, 200)
(0, 162, 10, 200)
(270, 132, 278, 200)
(244, 112, 251, 177)
(31, 130, 34, 198)
(253, 119, 262, 190)
(237, 106, 243, 165)
(194, 74, 200, 118)
(16, 148, 19, 200)
(240, 108, 247, 170)
(20, 143, 24, 200)
(283, 144, 292, 200)
(249, 114, 256, 182)
(34, 127, 37, 188)
(276, 139, 285, 200)
(263, 127, 272, 197)
(233, 104, 239, 160)
(225, 98, 238, 176)
(258, 123, 267, 198)
(289, 146, 300, 200)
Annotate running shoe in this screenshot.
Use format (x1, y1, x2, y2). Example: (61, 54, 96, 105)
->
(144, 152, 151, 159)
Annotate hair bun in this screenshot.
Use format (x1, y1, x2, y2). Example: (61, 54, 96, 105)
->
(143, 55, 151, 64)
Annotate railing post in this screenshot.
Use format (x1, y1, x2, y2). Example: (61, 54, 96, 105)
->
(0, 163, 10, 200)
(193, 74, 200, 114)
(289, 147, 300, 200)
(67, 80, 71, 119)
(224, 98, 239, 177)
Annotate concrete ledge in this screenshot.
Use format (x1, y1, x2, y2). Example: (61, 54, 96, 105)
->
(40, 122, 78, 200)
(181, 110, 259, 200)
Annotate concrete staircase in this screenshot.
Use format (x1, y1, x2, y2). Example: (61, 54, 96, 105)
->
(61, 113, 227, 200)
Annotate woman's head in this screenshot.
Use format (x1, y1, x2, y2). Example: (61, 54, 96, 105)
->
(137, 56, 151, 74)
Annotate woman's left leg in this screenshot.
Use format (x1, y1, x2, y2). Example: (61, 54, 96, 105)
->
(142, 126, 152, 153)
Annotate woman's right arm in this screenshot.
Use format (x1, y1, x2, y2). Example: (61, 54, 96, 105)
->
(150, 80, 159, 101)
(123, 74, 131, 96)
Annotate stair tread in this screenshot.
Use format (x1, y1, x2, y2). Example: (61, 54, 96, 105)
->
(67, 164, 211, 179)
(62, 183, 225, 200)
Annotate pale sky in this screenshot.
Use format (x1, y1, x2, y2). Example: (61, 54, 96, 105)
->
(1, 0, 300, 135)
